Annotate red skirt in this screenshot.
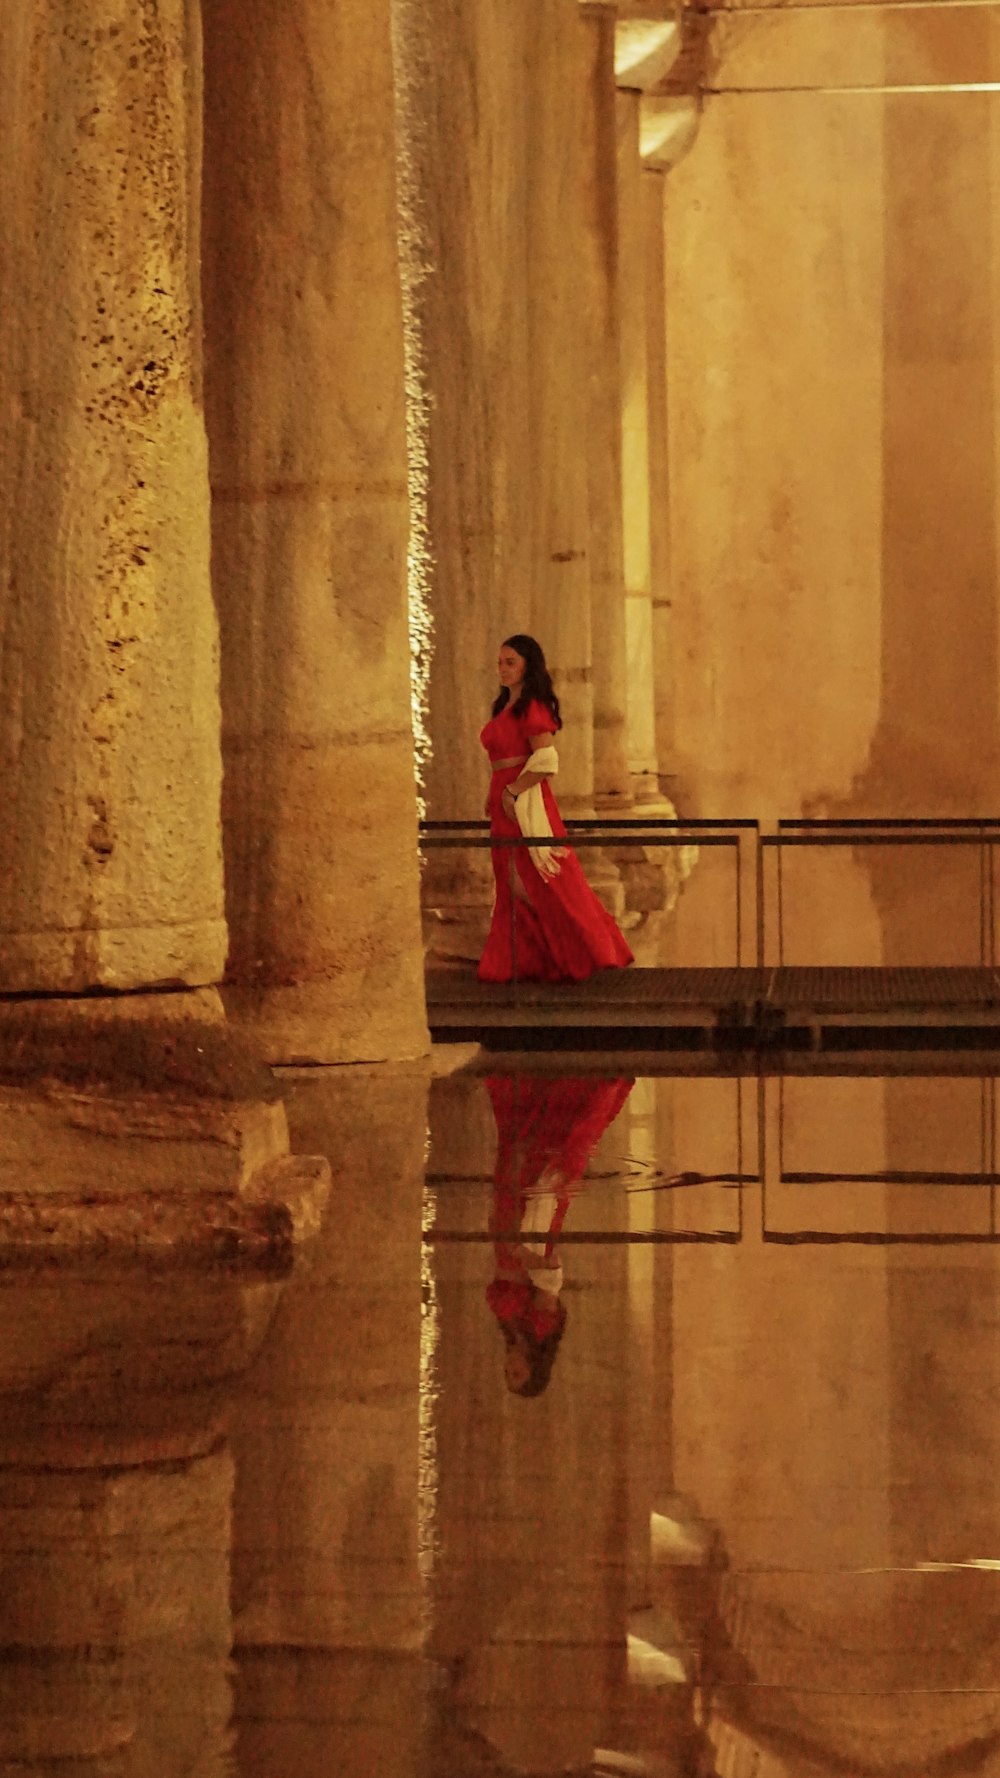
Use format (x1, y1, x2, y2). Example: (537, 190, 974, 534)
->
(477, 769, 634, 984)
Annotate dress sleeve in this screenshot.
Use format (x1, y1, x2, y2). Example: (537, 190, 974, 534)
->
(523, 698, 558, 738)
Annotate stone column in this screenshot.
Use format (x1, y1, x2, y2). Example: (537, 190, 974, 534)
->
(645, 163, 674, 793)
(0, 2, 325, 1248)
(580, 1, 633, 821)
(392, 0, 534, 960)
(614, 23, 687, 811)
(526, 0, 596, 818)
(202, 0, 428, 1064)
(642, 98, 700, 796)
(0, 0, 226, 994)
(617, 82, 659, 806)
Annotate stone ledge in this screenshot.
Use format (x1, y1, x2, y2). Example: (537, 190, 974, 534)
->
(0, 1001, 281, 1104)
(0, 997, 329, 1261)
(0, 1155, 330, 1266)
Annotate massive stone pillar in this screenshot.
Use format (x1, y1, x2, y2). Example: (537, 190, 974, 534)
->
(614, 18, 687, 814)
(641, 97, 700, 796)
(581, 1, 634, 821)
(609, 28, 698, 946)
(0, 2, 324, 1249)
(203, 0, 428, 1064)
(617, 82, 659, 806)
(398, 0, 624, 950)
(0, 0, 225, 994)
(393, 0, 534, 959)
(526, 0, 596, 817)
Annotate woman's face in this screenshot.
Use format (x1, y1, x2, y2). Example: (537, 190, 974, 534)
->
(504, 1335, 532, 1392)
(497, 645, 526, 692)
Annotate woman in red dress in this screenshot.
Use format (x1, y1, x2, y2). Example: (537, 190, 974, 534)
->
(478, 634, 634, 984)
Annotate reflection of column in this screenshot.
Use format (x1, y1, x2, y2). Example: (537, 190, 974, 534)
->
(581, 1, 633, 822)
(230, 1066, 428, 1773)
(623, 1080, 657, 1612)
(0, 1272, 281, 1769)
(671, 1074, 1000, 1773)
(0, 1452, 233, 1770)
(203, 0, 427, 1064)
(427, 1071, 632, 1770)
(0, 0, 225, 994)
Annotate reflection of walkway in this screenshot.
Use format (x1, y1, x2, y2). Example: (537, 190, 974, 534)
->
(428, 964, 1000, 1050)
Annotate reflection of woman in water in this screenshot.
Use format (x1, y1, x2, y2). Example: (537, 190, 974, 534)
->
(478, 634, 633, 984)
(485, 1074, 634, 1397)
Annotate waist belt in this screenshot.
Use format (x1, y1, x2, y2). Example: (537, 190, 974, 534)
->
(491, 756, 527, 772)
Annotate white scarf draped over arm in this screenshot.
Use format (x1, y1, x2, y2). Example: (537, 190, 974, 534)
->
(512, 744, 566, 880)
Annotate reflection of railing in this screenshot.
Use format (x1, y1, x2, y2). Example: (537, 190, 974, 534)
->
(759, 1071, 1000, 1245)
(419, 818, 758, 980)
(425, 1069, 1000, 1248)
(767, 819, 1000, 969)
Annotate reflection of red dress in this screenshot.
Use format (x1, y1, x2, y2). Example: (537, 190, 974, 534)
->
(485, 1074, 634, 1332)
(478, 698, 634, 984)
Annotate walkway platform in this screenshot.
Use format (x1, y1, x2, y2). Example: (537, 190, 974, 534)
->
(426, 966, 1000, 1051)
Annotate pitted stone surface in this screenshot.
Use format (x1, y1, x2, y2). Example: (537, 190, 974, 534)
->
(0, 1, 226, 992)
(203, 0, 428, 1064)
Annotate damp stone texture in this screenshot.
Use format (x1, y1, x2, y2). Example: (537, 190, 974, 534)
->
(392, 0, 535, 955)
(0, 0, 227, 992)
(203, 0, 428, 1064)
(581, 1, 634, 821)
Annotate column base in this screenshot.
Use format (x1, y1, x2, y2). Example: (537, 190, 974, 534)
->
(421, 854, 495, 968)
(223, 977, 430, 1067)
(0, 993, 330, 1261)
(613, 794, 697, 922)
(559, 797, 628, 920)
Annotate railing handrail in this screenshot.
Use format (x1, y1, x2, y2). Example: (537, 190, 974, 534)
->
(419, 816, 757, 831)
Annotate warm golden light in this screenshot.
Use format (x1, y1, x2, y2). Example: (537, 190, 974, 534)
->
(391, 0, 435, 814)
(615, 18, 682, 90)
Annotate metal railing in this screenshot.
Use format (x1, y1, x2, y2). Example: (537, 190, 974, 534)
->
(419, 817, 757, 982)
(766, 819, 1000, 969)
(421, 815, 1000, 975)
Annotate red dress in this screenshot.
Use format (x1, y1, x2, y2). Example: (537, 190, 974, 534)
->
(478, 698, 634, 983)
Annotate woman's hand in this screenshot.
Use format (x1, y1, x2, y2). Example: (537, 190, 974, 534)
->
(501, 786, 518, 820)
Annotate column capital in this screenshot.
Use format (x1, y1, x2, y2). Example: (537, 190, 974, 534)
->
(640, 93, 700, 170)
(615, 17, 683, 92)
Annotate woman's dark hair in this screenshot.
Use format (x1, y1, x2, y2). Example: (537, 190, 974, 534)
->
(491, 633, 562, 728)
(500, 1298, 568, 1398)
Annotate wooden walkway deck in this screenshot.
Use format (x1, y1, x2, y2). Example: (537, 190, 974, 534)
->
(426, 966, 1000, 1051)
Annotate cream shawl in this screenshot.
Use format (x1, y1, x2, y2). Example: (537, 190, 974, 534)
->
(513, 745, 566, 880)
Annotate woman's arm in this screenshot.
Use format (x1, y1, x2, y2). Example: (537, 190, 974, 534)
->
(501, 732, 555, 816)
(509, 732, 555, 797)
